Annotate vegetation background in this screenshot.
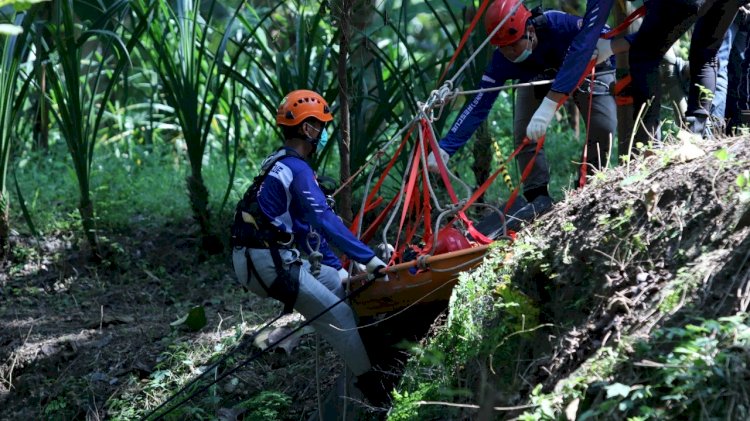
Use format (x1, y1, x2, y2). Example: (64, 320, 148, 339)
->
(3, 1, 741, 421)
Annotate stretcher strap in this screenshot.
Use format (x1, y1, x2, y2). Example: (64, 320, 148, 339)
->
(423, 120, 493, 244)
(602, 5, 646, 39)
(351, 126, 413, 236)
(438, 0, 493, 83)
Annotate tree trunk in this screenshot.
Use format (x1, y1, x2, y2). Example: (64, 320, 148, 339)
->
(472, 121, 493, 204)
(78, 194, 99, 259)
(187, 171, 222, 254)
(0, 192, 8, 261)
(336, 0, 353, 223)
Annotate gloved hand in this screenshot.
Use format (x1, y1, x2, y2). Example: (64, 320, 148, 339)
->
(594, 38, 613, 65)
(365, 256, 388, 281)
(526, 97, 557, 141)
(338, 268, 349, 281)
(426, 147, 450, 173)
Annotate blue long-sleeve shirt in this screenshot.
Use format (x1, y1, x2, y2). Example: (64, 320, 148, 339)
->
(551, 0, 615, 94)
(257, 148, 375, 269)
(440, 10, 613, 155)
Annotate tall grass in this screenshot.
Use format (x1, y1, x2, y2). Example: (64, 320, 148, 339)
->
(43, 0, 142, 258)
(131, 0, 254, 253)
(0, 12, 33, 259)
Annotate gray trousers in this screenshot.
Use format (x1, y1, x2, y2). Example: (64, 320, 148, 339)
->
(512, 71, 617, 190)
(232, 247, 372, 376)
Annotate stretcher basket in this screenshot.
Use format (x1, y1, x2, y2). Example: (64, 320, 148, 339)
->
(349, 244, 491, 317)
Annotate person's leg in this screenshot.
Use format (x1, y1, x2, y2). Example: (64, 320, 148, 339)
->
(294, 266, 372, 376)
(233, 248, 371, 376)
(686, 1, 740, 135)
(727, 19, 746, 129)
(729, 13, 750, 130)
(712, 20, 736, 119)
(301, 261, 343, 298)
(630, 0, 705, 142)
(573, 71, 617, 179)
(513, 85, 550, 201)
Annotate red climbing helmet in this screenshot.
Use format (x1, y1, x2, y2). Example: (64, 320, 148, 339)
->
(276, 90, 333, 127)
(485, 0, 532, 47)
(434, 227, 472, 255)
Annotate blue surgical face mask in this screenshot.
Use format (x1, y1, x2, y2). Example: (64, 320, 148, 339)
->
(511, 34, 533, 63)
(318, 128, 329, 149)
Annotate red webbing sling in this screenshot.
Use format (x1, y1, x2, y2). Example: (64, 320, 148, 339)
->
(438, 0, 493, 83)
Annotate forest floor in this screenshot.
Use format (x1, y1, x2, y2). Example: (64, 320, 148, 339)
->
(2, 134, 749, 421)
(0, 219, 351, 420)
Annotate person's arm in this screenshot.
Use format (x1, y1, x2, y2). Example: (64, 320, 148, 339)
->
(526, 0, 615, 141)
(438, 52, 508, 155)
(549, 0, 616, 95)
(290, 165, 376, 267)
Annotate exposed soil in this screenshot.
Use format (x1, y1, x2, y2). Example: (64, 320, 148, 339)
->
(493, 134, 750, 417)
(0, 222, 349, 420)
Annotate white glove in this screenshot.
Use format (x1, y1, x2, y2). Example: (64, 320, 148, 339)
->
(426, 147, 450, 173)
(594, 38, 613, 65)
(338, 268, 349, 281)
(365, 256, 388, 281)
(526, 97, 557, 141)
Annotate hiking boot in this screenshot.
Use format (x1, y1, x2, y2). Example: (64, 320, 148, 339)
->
(354, 369, 391, 408)
(505, 195, 554, 232)
(686, 115, 708, 138)
(473, 196, 528, 240)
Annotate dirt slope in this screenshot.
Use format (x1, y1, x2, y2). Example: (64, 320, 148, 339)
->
(390, 134, 750, 420)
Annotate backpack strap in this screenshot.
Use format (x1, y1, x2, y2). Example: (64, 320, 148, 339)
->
(529, 7, 548, 29)
(230, 148, 305, 248)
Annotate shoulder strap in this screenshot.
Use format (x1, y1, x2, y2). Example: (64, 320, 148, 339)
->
(529, 7, 548, 29)
(254, 148, 304, 186)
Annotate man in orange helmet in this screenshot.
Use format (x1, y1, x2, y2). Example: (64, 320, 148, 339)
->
(429, 0, 618, 227)
(230, 89, 390, 406)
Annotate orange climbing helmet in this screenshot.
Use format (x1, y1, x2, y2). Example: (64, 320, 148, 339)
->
(485, 0, 532, 47)
(276, 90, 333, 127)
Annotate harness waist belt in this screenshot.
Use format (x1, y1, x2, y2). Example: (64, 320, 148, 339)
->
(231, 232, 294, 249)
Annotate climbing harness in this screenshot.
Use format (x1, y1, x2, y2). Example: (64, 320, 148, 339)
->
(306, 230, 323, 277)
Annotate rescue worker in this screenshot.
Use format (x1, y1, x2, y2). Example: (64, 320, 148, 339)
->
(429, 0, 618, 221)
(230, 89, 389, 405)
(608, 0, 742, 140)
(525, 0, 742, 145)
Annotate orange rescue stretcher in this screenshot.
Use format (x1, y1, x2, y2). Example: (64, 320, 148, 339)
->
(349, 243, 492, 317)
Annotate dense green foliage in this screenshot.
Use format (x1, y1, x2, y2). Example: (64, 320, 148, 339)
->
(1, 1, 695, 419)
(6, 0, 600, 248)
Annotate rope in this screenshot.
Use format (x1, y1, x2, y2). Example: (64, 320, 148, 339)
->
(142, 275, 377, 420)
(332, 114, 419, 198)
(452, 70, 616, 98)
(445, 0, 524, 86)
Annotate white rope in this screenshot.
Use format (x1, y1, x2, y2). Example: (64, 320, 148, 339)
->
(455, 78, 555, 96)
(446, 0, 525, 86)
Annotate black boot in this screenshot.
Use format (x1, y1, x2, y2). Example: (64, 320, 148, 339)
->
(686, 114, 708, 138)
(506, 195, 554, 232)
